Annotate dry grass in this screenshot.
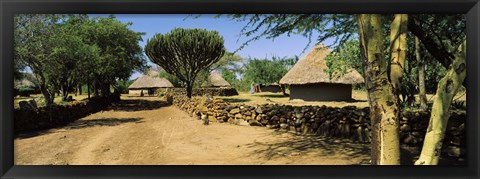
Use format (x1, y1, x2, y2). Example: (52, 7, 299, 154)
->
(217, 90, 467, 108)
(14, 94, 90, 108)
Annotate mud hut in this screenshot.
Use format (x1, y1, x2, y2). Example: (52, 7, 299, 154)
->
(256, 83, 283, 93)
(202, 71, 231, 88)
(279, 44, 364, 101)
(128, 70, 174, 96)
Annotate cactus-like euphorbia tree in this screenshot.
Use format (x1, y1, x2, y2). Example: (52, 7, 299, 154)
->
(145, 28, 226, 98)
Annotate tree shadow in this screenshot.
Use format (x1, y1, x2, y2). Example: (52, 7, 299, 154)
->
(15, 117, 143, 139)
(107, 99, 171, 111)
(256, 94, 288, 98)
(244, 132, 371, 165)
(64, 117, 144, 130)
(400, 145, 466, 165)
(221, 98, 251, 103)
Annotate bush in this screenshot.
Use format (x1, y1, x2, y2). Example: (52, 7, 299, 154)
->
(18, 87, 35, 97)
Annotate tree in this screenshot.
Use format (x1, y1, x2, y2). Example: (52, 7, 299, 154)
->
(82, 16, 147, 97)
(15, 14, 67, 106)
(15, 14, 147, 105)
(243, 57, 294, 85)
(357, 14, 401, 165)
(145, 28, 226, 98)
(324, 39, 364, 89)
(216, 14, 465, 165)
(415, 39, 466, 165)
(415, 36, 428, 110)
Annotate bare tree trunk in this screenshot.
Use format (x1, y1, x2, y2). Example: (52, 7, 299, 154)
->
(415, 39, 466, 165)
(357, 14, 401, 165)
(389, 14, 408, 95)
(78, 83, 82, 96)
(87, 83, 91, 99)
(186, 82, 193, 98)
(416, 37, 428, 111)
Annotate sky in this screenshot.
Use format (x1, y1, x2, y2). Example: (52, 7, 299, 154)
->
(92, 14, 332, 79)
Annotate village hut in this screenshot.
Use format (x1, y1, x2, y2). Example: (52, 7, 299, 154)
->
(14, 78, 36, 89)
(128, 70, 174, 96)
(202, 71, 231, 88)
(255, 83, 283, 93)
(279, 44, 364, 101)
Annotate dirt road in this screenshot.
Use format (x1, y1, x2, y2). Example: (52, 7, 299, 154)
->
(14, 96, 370, 165)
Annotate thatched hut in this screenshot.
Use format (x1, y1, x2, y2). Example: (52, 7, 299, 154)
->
(202, 71, 231, 88)
(256, 83, 283, 93)
(14, 73, 38, 89)
(128, 70, 174, 96)
(279, 44, 364, 101)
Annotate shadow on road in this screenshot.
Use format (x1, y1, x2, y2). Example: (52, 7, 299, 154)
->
(244, 132, 371, 165)
(65, 117, 144, 130)
(16, 117, 144, 139)
(107, 99, 171, 112)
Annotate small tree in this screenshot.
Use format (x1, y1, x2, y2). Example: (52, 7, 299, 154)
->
(145, 28, 226, 98)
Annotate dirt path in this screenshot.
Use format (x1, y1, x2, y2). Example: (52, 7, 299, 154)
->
(14, 96, 370, 165)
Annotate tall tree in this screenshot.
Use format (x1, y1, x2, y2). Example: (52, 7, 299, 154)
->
(415, 39, 466, 165)
(14, 14, 67, 106)
(243, 57, 294, 85)
(82, 16, 147, 97)
(416, 36, 428, 110)
(214, 13, 465, 165)
(145, 28, 226, 98)
(357, 14, 401, 165)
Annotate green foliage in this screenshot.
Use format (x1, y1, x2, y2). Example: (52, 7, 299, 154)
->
(221, 69, 237, 86)
(14, 14, 147, 104)
(243, 56, 296, 85)
(194, 70, 211, 88)
(18, 87, 35, 97)
(157, 69, 183, 87)
(145, 28, 226, 97)
(114, 80, 134, 94)
(211, 52, 244, 72)
(218, 14, 357, 52)
(323, 39, 364, 89)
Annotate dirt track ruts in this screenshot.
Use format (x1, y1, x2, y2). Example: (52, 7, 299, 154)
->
(14, 96, 370, 165)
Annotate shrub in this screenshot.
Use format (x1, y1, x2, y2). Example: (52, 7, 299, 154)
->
(18, 87, 35, 97)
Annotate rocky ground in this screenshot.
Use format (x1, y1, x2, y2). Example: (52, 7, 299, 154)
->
(14, 96, 371, 165)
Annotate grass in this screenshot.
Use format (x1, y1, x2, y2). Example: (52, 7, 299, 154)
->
(216, 90, 467, 108)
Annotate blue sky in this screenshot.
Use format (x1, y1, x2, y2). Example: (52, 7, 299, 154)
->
(93, 14, 332, 79)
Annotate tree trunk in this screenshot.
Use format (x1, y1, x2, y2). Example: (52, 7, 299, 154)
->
(61, 85, 69, 101)
(78, 83, 82, 96)
(39, 83, 52, 107)
(389, 14, 408, 96)
(357, 14, 401, 165)
(186, 82, 193, 98)
(416, 37, 428, 111)
(415, 39, 466, 165)
(87, 83, 91, 99)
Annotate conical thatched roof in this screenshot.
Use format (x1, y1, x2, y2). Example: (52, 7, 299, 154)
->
(14, 73, 38, 89)
(203, 71, 231, 87)
(280, 44, 364, 85)
(128, 72, 173, 89)
(14, 79, 36, 89)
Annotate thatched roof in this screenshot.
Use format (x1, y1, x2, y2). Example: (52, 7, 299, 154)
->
(128, 72, 174, 89)
(14, 73, 38, 89)
(280, 44, 364, 85)
(14, 79, 36, 89)
(203, 71, 231, 87)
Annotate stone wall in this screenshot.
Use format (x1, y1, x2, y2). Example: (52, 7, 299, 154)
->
(14, 94, 120, 134)
(166, 87, 238, 96)
(166, 94, 466, 158)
